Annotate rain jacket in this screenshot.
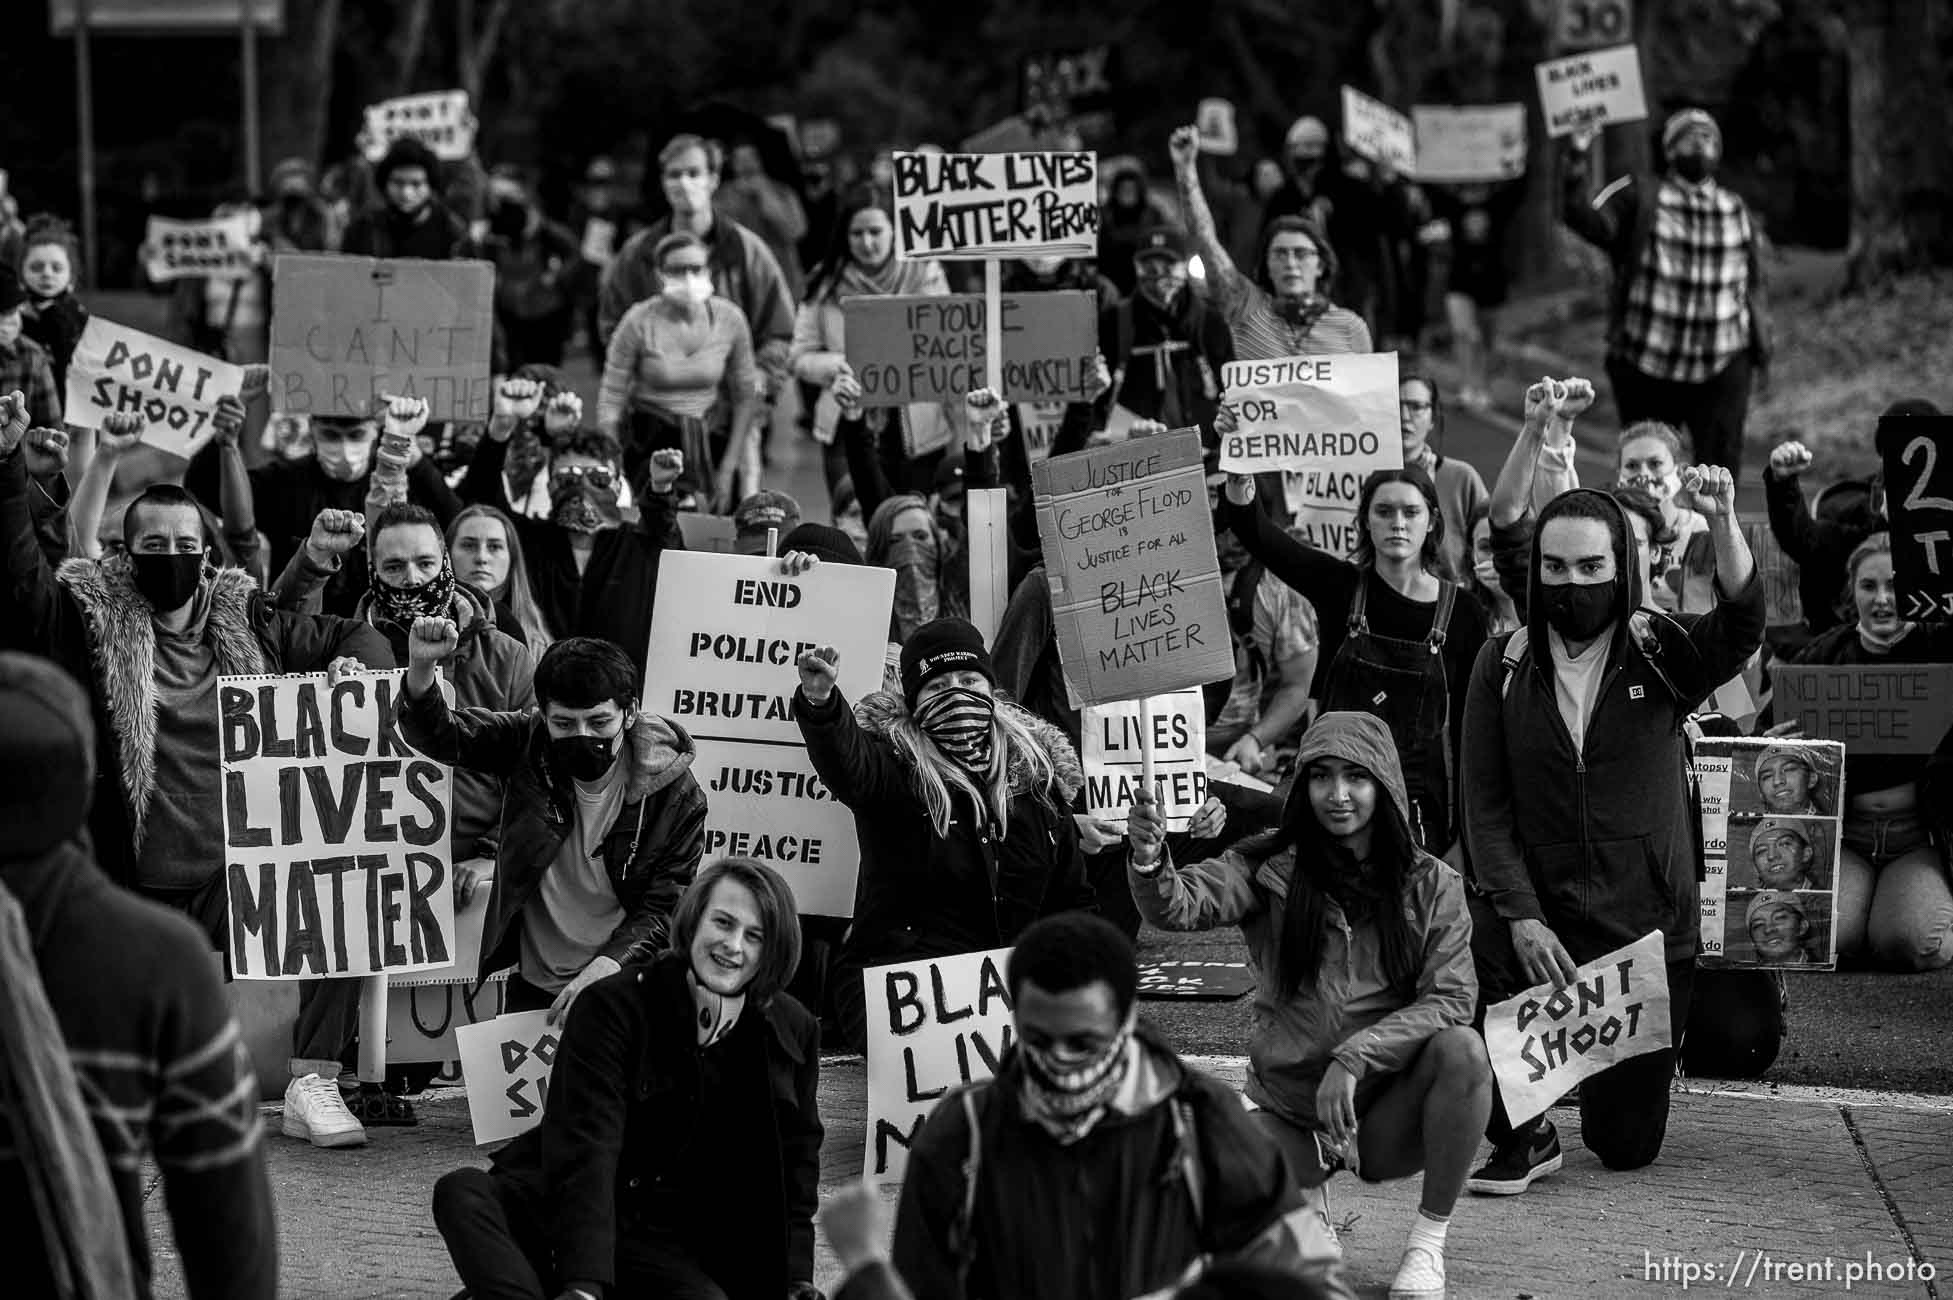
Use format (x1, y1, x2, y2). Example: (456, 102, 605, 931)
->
(1131, 712, 1477, 1130)
(1462, 488, 1765, 964)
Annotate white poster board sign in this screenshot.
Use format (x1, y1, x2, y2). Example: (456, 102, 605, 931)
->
(1082, 688, 1207, 831)
(1412, 105, 1528, 183)
(1341, 87, 1417, 175)
(143, 214, 257, 282)
(1535, 44, 1649, 138)
(456, 1010, 558, 1144)
(361, 90, 477, 162)
(893, 151, 1100, 260)
(1196, 99, 1239, 156)
(1218, 352, 1402, 478)
(64, 317, 244, 459)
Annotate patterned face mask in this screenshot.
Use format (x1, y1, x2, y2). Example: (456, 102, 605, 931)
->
(1018, 1014, 1137, 1144)
(371, 557, 456, 626)
(913, 685, 995, 773)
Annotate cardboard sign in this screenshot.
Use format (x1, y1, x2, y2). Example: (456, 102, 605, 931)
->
(1018, 400, 1068, 463)
(1412, 105, 1528, 183)
(1219, 352, 1402, 478)
(385, 975, 507, 1065)
(1021, 46, 1117, 126)
(1535, 44, 1649, 137)
(361, 91, 476, 163)
(1197, 99, 1239, 156)
(1878, 413, 1953, 619)
(1739, 515, 1803, 630)
(844, 292, 1097, 406)
(1137, 960, 1254, 1001)
(675, 511, 738, 554)
(1483, 931, 1671, 1126)
(64, 317, 245, 459)
(143, 214, 256, 282)
(1033, 430, 1235, 708)
(1694, 738, 1843, 970)
(1082, 688, 1208, 831)
(456, 1010, 557, 1144)
(220, 671, 455, 980)
(270, 254, 494, 421)
(1341, 87, 1417, 175)
(1769, 664, 1953, 755)
(892, 151, 1099, 261)
(863, 948, 1015, 1186)
(641, 552, 895, 917)
(1557, 0, 1635, 52)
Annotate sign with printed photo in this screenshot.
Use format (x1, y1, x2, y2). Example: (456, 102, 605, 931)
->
(1694, 738, 1844, 970)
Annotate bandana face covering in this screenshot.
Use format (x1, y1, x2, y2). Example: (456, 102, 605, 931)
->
(913, 685, 995, 772)
(372, 559, 456, 626)
(551, 480, 623, 535)
(887, 534, 941, 639)
(688, 969, 748, 1047)
(1018, 1016, 1136, 1145)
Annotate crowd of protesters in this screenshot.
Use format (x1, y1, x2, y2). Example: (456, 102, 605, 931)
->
(0, 88, 1947, 1300)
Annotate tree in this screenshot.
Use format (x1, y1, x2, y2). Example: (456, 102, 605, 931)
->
(1841, 0, 1953, 288)
(260, 0, 345, 173)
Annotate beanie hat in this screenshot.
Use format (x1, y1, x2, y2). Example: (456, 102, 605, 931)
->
(1745, 889, 1807, 931)
(1285, 116, 1331, 154)
(782, 522, 862, 567)
(0, 652, 95, 859)
(270, 157, 316, 197)
(1662, 109, 1721, 157)
(375, 137, 442, 189)
(1750, 818, 1812, 856)
(899, 618, 995, 707)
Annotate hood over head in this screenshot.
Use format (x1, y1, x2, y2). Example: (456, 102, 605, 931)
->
(1525, 487, 1639, 658)
(1288, 711, 1411, 831)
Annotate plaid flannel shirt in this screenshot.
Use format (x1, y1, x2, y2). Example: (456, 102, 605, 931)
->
(0, 333, 61, 428)
(1617, 179, 1755, 384)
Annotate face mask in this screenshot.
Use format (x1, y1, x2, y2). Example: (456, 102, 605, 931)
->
(1022, 255, 1066, 278)
(316, 438, 372, 482)
(551, 480, 623, 534)
(549, 731, 621, 783)
(662, 273, 713, 306)
(490, 200, 528, 240)
(372, 559, 456, 626)
(1289, 155, 1324, 182)
(1621, 470, 1681, 503)
(914, 685, 996, 772)
(0, 314, 20, 348)
(1474, 557, 1501, 592)
(132, 551, 207, 612)
(887, 535, 940, 639)
(1017, 1013, 1136, 1143)
(1542, 580, 1618, 642)
(1672, 156, 1715, 184)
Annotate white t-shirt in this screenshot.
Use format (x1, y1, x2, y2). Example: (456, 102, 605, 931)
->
(519, 759, 630, 991)
(1549, 626, 1613, 755)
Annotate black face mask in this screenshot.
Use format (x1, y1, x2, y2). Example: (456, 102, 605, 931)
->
(549, 732, 621, 783)
(131, 552, 206, 611)
(1542, 580, 1618, 642)
(1672, 156, 1715, 184)
(490, 200, 528, 240)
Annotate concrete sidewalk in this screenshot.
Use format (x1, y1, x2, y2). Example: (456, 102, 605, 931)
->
(143, 1057, 1950, 1300)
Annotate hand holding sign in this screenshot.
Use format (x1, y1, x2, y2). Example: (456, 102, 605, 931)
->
(95, 411, 146, 458)
(1511, 918, 1579, 988)
(797, 645, 840, 705)
(0, 392, 28, 455)
(23, 427, 70, 477)
(779, 551, 822, 578)
(647, 449, 685, 495)
(1126, 785, 1166, 867)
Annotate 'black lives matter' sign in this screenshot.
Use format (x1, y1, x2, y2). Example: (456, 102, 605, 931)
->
(892, 151, 1099, 261)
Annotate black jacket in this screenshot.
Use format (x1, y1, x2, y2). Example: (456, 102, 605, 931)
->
(393, 686, 707, 983)
(1762, 466, 1880, 634)
(493, 953, 822, 1294)
(1098, 289, 1234, 449)
(341, 200, 471, 260)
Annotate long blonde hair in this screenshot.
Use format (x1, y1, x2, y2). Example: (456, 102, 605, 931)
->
(882, 698, 1060, 836)
(447, 505, 553, 652)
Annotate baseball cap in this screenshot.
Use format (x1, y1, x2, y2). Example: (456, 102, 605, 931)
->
(1134, 226, 1189, 262)
(731, 489, 802, 555)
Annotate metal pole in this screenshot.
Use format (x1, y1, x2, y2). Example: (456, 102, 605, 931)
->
(75, 0, 98, 291)
(240, 0, 261, 193)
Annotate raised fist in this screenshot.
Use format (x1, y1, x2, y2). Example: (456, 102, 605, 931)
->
(543, 391, 583, 435)
(1769, 441, 1813, 478)
(646, 449, 684, 495)
(964, 388, 1007, 452)
(22, 427, 70, 477)
(796, 645, 840, 704)
(1168, 125, 1201, 172)
(96, 411, 146, 458)
(409, 616, 460, 666)
(1679, 465, 1736, 519)
(305, 508, 366, 561)
(1084, 352, 1112, 403)
(1558, 378, 1596, 418)
(240, 364, 271, 402)
(381, 394, 431, 442)
(0, 392, 28, 456)
(492, 377, 544, 436)
(212, 394, 247, 448)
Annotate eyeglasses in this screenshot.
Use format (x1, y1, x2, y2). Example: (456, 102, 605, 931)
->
(1399, 400, 1433, 414)
(1268, 247, 1322, 264)
(663, 261, 709, 276)
(552, 465, 616, 489)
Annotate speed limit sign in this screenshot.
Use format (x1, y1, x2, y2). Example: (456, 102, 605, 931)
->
(1557, 0, 1633, 51)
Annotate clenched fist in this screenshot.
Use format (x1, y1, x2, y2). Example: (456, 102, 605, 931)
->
(964, 388, 1007, 452)
(96, 411, 146, 458)
(0, 392, 29, 456)
(796, 645, 840, 704)
(1678, 464, 1737, 518)
(1168, 125, 1201, 173)
(23, 427, 70, 477)
(543, 391, 583, 436)
(646, 448, 684, 495)
(1769, 440, 1813, 478)
(490, 378, 544, 440)
(304, 509, 366, 564)
(409, 616, 460, 667)
(212, 394, 247, 448)
(381, 394, 431, 442)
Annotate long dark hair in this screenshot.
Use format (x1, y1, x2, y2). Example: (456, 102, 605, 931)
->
(1351, 466, 1444, 576)
(805, 184, 890, 302)
(1252, 214, 1340, 298)
(1274, 760, 1422, 1000)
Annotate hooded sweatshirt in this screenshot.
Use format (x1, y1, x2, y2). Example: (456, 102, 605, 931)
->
(1130, 711, 1477, 1128)
(1462, 489, 1765, 964)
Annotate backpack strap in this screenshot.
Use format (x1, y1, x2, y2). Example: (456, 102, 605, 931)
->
(949, 1084, 987, 1288)
(1427, 582, 1458, 652)
(1347, 570, 1371, 637)
(1169, 1095, 1207, 1232)
(1499, 627, 1530, 700)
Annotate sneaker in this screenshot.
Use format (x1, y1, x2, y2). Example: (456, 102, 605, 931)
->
(1390, 1244, 1447, 1299)
(282, 1073, 368, 1148)
(1465, 1120, 1561, 1195)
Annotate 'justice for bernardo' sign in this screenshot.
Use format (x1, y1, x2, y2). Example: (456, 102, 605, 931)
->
(1219, 352, 1401, 478)
(892, 151, 1099, 260)
(221, 671, 456, 980)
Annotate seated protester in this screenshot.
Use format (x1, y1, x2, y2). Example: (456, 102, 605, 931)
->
(1763, 401, 1935, 637)
(186, 395, 464, 617)
(1399, 374, 1488, 583)
(0, 652, 277, 1300)
(461, 377, 686, 669)
(1210, 522, 1322, 781)
(0, 265, 61, 428)
(1099, 226, 1234, 449)
(1128, 712, 1487, 1300)
(792, 618, 1091, 1052)
(395, 633, 707, 1017)
(1463, 478, 1763, 1191)
(892, 913, 1333, 1300)
(1483, 377, 1594, 615)
(1767, 533, 1953, 970)
(447, 503, 555, 649)
(0, 392, 393, 1148)
(432, 858, 823, 1300)
(1221, 450, 1488, 854)
(1746, 891, 1823, 965)
(1615, 421, 1710, 614)
(731, 487, 801, 556)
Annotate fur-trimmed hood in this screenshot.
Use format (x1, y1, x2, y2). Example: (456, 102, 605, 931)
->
(55, 556, 266, 846)
(850, 688, 1084, 802)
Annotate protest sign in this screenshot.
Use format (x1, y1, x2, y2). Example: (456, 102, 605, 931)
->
(1083, 688, 1207, 831)
(1137, 960, 1255, 1001)
(1739, 515, 1803, 629)
(270, 253, 494, 421)
(1018, 400, 1068, 462)
(1768, 664, 1953, 755)
(863, 947, 1014, 1185)
(641, 552, 895, 916)
(1197, 99, 1239, 156)
(892, 151, 1099, 261)
(385, 976, 507, 1066)
(1483, 931, 1671, 1125)
(1033, 430, 1235, 707)
(1878, 413, 1953, 619)
(676, 511, 737, 554)
(1219, 352, 1401, 478)
(1412, 105, 1528, 183)
(220, 670, 456, 980)
(1556, 0, 1634, 51)
(143, 214, 256, 282)
(456, 1011, 557, 1145)
(1694, 738, 1843, 969)
(360, 91, 476, 162)
(844, 292, 1097, 406)
(1021, 46, 1117, 130)
(1341, 87, 1417, 175)
(64, 317, 244, 459)
(1535, 44, 1649, 137)
(390, 870, 492, 988)
(1281, 467, 1368, 558)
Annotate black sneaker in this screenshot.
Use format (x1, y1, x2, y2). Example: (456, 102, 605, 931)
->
(1466, 1120, 1563, 1195)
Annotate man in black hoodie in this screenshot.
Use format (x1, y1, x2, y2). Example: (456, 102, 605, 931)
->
(1099, 227, 1234, 452)
(1462, 477, 1763, 1193)
(342, 138, 471, 261)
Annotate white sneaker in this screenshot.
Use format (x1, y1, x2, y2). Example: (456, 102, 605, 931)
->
(282, 1073, 368, 1148)
(1389, 1244, 1446, 1299)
